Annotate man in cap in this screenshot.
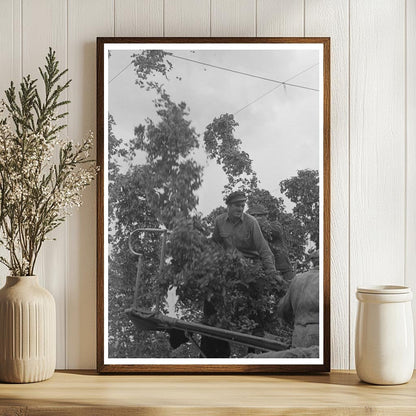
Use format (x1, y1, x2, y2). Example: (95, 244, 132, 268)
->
(200, 191, 283, 357)
(247, 204, 294, 282)
(212, 192, 279, 278)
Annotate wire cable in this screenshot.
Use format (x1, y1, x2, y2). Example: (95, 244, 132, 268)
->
(169, 53, 319, 92)
(234, 62, 319, 115)
(109, 54, 319, 94)
(234, 85, 282, 115)
(109, 61, 133, 84)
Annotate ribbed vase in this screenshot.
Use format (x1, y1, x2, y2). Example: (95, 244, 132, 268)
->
(0, 276, 56, 383)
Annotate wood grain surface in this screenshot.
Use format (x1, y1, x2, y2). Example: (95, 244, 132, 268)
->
(165, 0, 210, 36)
(115, 0, 163, 37)
(305, 0, 349, 371)
(211, 0, 256, 37)
(257, 0, 304, 37)
(0, 371, 415, 415)
(349, 0, 406, 369)
(406, 0, 416, 366)
(67, 0, 114, 370)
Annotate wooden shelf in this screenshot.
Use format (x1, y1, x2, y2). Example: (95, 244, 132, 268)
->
(0, 370, 415, 415)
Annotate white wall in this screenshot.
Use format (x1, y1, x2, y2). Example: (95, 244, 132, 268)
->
(0, 0, 414, 370)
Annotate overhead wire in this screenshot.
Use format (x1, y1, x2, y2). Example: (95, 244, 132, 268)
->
(234, 84, 282, 116)
(109, 52, 319, 94)
(169, 53, 319, 92)
(233, 62, 319, 115)
(109, 61, 133, 83)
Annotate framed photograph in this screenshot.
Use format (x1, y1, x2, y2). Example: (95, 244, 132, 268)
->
(97, 37, 330, 373)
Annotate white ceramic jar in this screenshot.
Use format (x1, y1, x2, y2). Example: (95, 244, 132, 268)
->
(355, 285, 414, 385)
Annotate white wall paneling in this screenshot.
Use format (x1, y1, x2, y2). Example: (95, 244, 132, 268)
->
(115, 0, 163, 37)
(165, 0, 210, 37)
(67, 0, 114, 370)
(22, 0, 68, 369)
(349, 0, 406, 368)
(0, 0, 22, 285)
(211, 0, 256, 37)
(305, 0, 350, 370)
(406, 0, 416, 364)
(257, 0, 304, 37)
(0, 0, 414, 369)
(0, 0, 21, 99)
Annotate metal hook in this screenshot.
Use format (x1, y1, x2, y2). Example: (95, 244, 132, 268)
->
(128, 228, 170, 312)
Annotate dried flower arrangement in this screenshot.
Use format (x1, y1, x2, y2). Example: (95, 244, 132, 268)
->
(0, 48, 96, 276)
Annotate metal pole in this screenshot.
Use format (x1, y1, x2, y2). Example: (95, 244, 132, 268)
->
(155, 230, 168, 312)
(133, 254, 143, 310)
(126, 309, 288, 352)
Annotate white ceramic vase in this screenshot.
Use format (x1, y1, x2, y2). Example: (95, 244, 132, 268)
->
(0, 276, 56, 383)
(355, 285, 414, 385)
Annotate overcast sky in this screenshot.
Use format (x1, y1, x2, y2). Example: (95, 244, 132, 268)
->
(108, 46, 320, 216)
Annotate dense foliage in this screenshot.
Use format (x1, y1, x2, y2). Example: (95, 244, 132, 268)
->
(133, 91, 203, 228)
(108, 50, 319, 358)
(162, 217, 286, 335)
(280, 169, 319, 248)
(204, 113, 258, 194)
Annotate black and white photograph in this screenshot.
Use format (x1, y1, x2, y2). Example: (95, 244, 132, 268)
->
(97, 38, 330, 372)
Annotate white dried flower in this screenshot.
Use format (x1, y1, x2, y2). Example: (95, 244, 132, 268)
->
(0, 49, 98, 276)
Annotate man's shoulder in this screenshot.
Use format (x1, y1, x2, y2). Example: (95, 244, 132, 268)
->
(293, 268, 319, 284)
(299, 268, 319, 276)
(242, 212, 257, 224)
(214, 212, 228, 223)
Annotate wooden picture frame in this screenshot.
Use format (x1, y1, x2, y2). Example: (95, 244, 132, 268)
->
(97, 37, 330, 373)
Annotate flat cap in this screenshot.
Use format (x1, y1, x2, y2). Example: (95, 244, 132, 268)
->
(225, 191, 247, 205)
(247, 204, 268, 216)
